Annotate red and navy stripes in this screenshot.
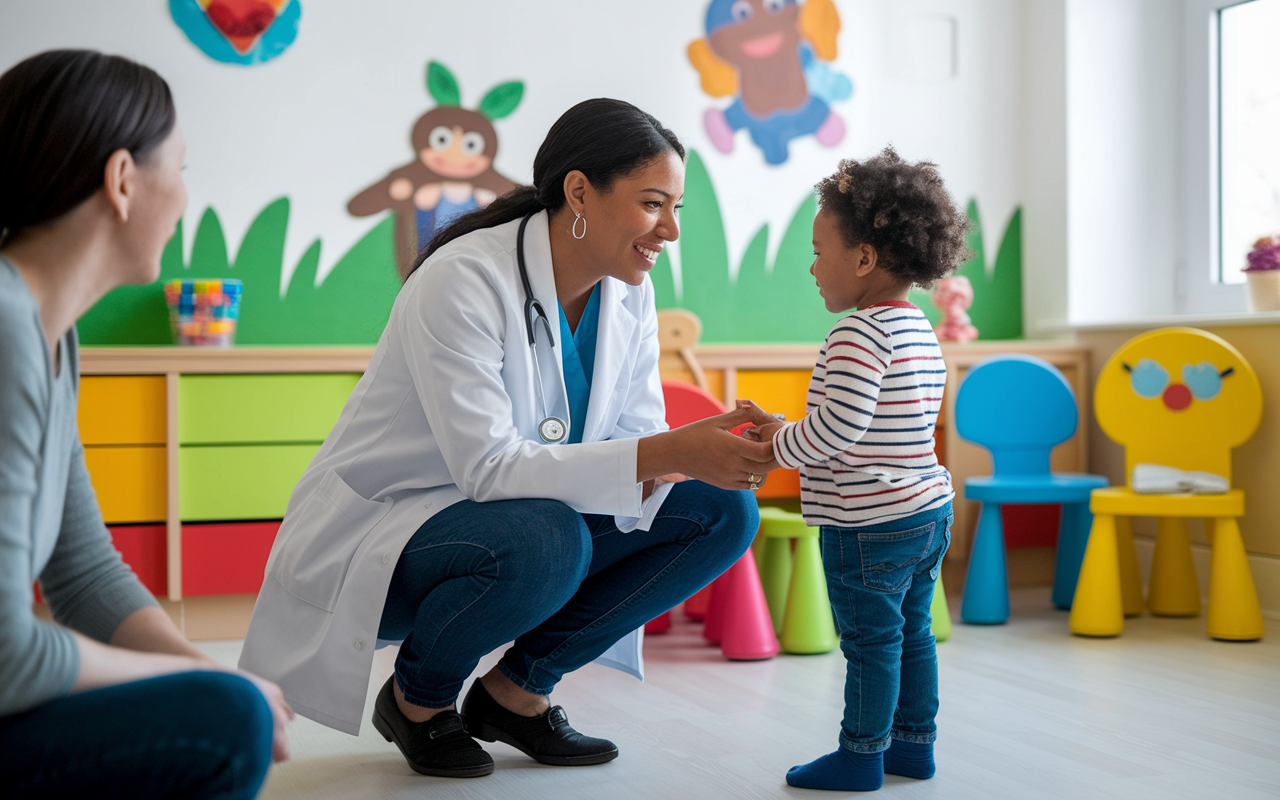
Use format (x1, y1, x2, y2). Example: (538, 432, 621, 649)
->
(773, 302, 954, 526)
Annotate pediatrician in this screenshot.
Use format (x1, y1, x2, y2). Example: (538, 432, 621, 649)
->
(240, 98, 780, 780)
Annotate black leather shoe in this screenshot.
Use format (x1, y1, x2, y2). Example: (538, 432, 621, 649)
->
(460, 679, 618, 766)
(371, 677, 494, 778)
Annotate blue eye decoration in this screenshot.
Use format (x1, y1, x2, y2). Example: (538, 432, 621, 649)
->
(1182, 362, 1234, 401)
(1122, 359, 1169, 398)
(731, 0, 753, 22)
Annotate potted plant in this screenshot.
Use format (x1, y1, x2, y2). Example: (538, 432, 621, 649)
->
(1244, 235, 1280, 312)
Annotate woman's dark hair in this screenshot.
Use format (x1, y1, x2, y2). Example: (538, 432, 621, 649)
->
(0, 49, 176, 247)
(816, 146, 971, 288)
(409, 97, 684, 276)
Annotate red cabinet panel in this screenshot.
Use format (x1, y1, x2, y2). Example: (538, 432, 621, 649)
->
(110, 525, 168, 595)
(182, 521, 280, 597)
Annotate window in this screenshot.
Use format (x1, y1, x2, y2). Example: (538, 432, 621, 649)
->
(1219, 0, 1280, 284)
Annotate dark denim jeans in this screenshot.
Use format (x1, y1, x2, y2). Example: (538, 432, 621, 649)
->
(378, 480, 758, 707)
(821, 502, 952, 754)
(0, 671, 274, 800)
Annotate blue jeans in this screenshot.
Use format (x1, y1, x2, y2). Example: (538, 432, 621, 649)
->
(378, 480, 758, 707)
(0, 671, 274, 799)
(822, 502, 952, 754)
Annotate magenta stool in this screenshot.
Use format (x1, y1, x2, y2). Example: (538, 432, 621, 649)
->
(702, 548, 778, 661)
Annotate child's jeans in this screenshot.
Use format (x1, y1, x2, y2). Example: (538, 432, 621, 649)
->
(821, 501, 952, 754)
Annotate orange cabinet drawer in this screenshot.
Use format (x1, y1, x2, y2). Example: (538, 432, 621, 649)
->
(79, 376, 166, 445)
(83, 445, 167, 523)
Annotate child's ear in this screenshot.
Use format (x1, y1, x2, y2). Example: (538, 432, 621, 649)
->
(854, 243, 878, 277)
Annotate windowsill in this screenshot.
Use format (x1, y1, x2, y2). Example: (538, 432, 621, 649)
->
(1068, 309, 1280, 332)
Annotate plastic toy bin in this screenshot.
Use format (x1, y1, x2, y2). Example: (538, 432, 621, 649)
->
(165, 279, 241, 346)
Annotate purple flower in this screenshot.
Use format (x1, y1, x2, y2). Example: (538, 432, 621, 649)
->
(1245, 238, 1280, 272)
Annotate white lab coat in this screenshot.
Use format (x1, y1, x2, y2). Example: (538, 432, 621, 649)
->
(238, 211, 670, 735)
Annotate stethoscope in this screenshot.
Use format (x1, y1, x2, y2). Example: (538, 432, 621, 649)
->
(516, 212, 569, 443)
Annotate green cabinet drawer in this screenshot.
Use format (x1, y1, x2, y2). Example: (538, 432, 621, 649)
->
(179, 373, 360, 444)
(179, 444, 318, 521)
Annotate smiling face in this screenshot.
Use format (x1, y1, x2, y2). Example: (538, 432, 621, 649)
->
(706, 0, 801, 69)
(412, 107, 496, 180)
(578, 150, 685, 287)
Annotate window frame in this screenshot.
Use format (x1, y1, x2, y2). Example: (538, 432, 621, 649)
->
(1180, 0, 1250, 314)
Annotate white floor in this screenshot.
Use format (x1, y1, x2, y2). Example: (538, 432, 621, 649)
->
(198, 589, 1280, 800)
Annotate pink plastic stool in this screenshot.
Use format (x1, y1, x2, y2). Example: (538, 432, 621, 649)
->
(684, 585, 711, 621)
(701, 549, 778, 660)
(644, 611, 672, 634)
(719, 548, 779, 661)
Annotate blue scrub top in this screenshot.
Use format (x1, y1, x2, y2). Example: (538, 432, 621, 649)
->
(558, 283, 602, 444)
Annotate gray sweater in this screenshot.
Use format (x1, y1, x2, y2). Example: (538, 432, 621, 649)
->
(0, 257, 157, 717)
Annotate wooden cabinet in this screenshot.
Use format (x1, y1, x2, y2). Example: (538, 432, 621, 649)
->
(78, 341, 1087, 634)
(80, 347, 370, 603)
(79, 376, 167, 524)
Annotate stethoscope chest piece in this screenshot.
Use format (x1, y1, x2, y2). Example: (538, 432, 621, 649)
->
(538, 416, 569, 444)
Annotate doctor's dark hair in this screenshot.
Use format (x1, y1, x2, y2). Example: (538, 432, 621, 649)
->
(815, 146, 971, 289)
(408, 98, 684, 276)
(0, 49, 176, 248)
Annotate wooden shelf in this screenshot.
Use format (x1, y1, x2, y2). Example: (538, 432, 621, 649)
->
(80, 346, 376, 375)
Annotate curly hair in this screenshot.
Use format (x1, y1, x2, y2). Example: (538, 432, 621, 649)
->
(815, 146, 971, 288)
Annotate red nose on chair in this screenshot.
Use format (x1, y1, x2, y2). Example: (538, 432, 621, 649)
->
(1163, 383, 1192, 411)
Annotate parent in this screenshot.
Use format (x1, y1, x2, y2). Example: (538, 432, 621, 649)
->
(240, 98, 778, 778)
(0, 50, 291, 799)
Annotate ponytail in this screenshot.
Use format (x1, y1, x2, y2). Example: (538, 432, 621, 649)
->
(405, 98, 683, 279)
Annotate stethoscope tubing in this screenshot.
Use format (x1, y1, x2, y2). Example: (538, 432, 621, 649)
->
(516, 212, 569, 443)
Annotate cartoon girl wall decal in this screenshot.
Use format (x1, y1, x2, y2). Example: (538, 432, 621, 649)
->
(688, 0, 852, 165)
(349, 62, 523, 275)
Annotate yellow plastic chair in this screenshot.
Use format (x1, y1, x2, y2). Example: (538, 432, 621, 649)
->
(1070, 328, 1264, 640)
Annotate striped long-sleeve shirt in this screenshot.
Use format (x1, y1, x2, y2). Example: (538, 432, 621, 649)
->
(773, 301, 954, 527)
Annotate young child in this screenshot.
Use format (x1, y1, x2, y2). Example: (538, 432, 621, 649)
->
(749, 147, 970, 791)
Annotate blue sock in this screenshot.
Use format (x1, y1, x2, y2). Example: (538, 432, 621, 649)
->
(883, 739, 935, 779)
(786, 748, 884, 791)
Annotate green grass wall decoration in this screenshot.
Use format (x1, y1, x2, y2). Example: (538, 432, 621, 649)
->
(77, 158, 1021, 346)
(77, 198, 400, 345)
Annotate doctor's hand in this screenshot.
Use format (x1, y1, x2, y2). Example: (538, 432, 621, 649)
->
(238, 670, 295, 763)
(638, 402, 780, 492)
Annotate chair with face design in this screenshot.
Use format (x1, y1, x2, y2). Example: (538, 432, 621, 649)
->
(1070, 328, 1264, 640)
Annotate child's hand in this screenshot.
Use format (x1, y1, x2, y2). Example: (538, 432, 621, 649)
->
(735, 399, 785, 444)
(744, 420, 785, 444)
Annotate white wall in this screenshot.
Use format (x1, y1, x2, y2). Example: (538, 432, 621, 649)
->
(1066, 0, 1181, 325)
(1021, 0, 1070, 336)
(1020, 0, 1248, 330)
(0, 0, 1025, 304)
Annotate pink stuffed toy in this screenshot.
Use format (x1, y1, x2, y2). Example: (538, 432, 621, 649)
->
(932, 275, 978, 342)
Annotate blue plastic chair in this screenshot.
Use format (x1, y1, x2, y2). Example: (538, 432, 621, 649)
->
(956, 355, 1108, 624)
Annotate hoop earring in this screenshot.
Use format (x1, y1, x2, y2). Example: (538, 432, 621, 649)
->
(572, 212, 586, 240)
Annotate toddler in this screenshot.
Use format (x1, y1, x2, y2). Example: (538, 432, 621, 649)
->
(749, 147, 970, 791)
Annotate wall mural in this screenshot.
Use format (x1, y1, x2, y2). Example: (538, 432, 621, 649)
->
(348, 61, 524, 276)
(689, 0, 852, 165)
(75, 175, 1021, 347)
(170, 0, 301, 65)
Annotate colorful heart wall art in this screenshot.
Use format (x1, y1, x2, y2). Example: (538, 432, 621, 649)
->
(170, 0, 301, 66)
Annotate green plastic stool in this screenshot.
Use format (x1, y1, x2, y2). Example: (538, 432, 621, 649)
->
(758, 507, 839, 654)
(931, 575, 952, 642)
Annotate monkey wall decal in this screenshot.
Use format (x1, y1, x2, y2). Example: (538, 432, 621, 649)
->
(349, 61, 523, 275)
